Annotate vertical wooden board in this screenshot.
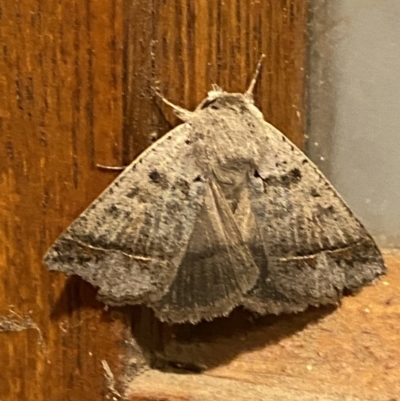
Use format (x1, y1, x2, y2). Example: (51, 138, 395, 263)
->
(0, 0, 129, 400)
(123, 0, 308, 162)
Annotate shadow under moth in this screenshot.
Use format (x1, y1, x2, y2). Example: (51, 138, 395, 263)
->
(44, 58, 386, 324)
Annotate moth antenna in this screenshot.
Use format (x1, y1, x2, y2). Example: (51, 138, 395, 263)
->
(211, 84, 223, 92)
(245, 54, 266, 98)
(153, 88, 193, 121)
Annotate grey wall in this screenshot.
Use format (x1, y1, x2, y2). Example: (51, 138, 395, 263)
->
(307, 0, 400, 247)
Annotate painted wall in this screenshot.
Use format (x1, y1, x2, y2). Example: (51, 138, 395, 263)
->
(307, 0, 400, 247)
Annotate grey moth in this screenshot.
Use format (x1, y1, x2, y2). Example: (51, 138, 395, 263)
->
(44, 60, 386, 324)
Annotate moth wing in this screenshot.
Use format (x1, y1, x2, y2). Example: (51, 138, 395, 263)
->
(44, 124, 207, 305)
(244, 122, 386, 314)
(151, 179, 259, 323)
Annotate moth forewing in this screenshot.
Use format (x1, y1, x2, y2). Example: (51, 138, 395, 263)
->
(44, 87, 386, 324)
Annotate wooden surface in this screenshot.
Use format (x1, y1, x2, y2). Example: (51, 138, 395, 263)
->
(123, 0, 308, 159)
(0, 0, 320, 400)
(128, 250, 400, 401)
(0, 1, 128, 400)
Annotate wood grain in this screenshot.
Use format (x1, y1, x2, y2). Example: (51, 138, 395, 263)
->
(0, 1, 128, 400)
(0, 0, 309, 400)
(123, 0, 308, 160)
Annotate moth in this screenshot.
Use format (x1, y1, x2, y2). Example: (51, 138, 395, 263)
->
(44, 58, 386, 324)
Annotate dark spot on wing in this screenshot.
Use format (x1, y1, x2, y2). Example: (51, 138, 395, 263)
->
(291, 168, 302, 180)
(89, 203, 97, 210)
(149, 170, 160, 182)
(316, 204, 335, 218)
(174, 178, 191, 197)
(310, 188, 320, 197)
(106, 204, 121, 217)
(260, 168, 302, 188)
(149, 170, 169, 189)
(126, 187, 139, 198)
(195, 132, 205, 140)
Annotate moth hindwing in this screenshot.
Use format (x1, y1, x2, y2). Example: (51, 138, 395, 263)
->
(44, 87, 386, 324)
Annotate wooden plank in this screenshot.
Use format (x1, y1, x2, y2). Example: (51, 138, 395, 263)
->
(123, 0, 308, 160)
(128, 370, 373, 401)
(128, 251, 400, 401)
(0, 1, 129, 400)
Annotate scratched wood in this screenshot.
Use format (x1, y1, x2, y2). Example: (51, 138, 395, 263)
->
(0, 0, 309, 400)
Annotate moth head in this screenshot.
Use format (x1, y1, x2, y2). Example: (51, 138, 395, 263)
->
(195, 91, 265, 123)
(196, 91, 250, 110)
(195, 55, 266, 114)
